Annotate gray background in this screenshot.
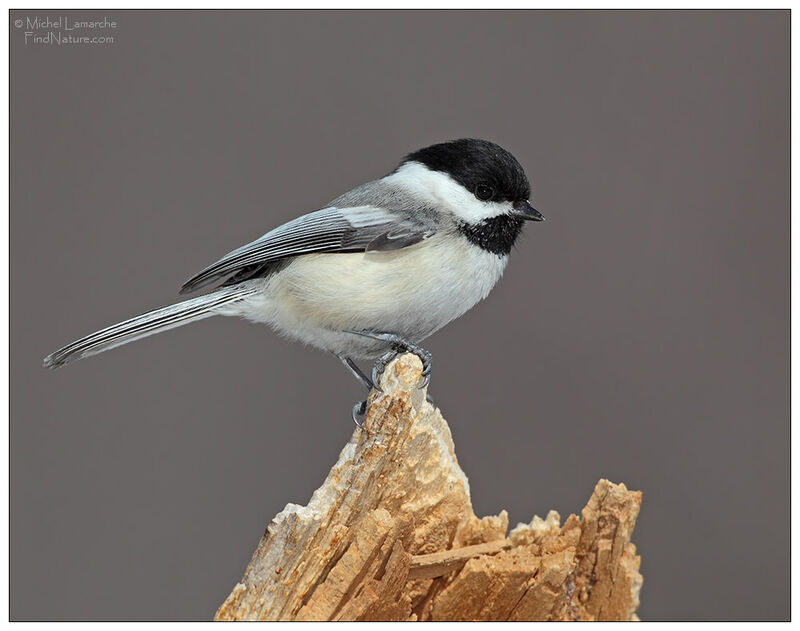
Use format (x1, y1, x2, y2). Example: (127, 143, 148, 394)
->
(11, 10, 789, 621)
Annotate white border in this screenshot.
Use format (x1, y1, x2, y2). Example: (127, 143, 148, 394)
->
(3, 3, 793, 627)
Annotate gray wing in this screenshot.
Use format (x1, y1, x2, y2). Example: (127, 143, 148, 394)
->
(179, 205, 434, 294)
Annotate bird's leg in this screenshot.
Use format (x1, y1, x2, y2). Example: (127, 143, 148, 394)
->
(346, 330, 432, 390)
(337, 340, 433, 429)
(337, 354, 375, 390)
(336, 354, 375, 429)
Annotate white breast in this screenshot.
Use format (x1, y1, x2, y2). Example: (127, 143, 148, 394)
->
(232, 233, 508, 358)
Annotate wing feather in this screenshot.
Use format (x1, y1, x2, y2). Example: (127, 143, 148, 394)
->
(179, 206, 432, 294)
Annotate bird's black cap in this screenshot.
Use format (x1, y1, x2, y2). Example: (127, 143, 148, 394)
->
(403, 138, 531, 203)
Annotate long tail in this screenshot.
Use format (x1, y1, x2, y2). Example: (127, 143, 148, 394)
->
(43, 285, 258, 370)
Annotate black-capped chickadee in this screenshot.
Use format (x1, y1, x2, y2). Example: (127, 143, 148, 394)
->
(43, 138, 544, 423)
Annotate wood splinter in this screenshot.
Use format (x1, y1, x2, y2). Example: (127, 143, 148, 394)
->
(409, 539, 513, 580)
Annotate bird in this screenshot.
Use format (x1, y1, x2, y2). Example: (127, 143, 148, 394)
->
(43, 138, 544, 424)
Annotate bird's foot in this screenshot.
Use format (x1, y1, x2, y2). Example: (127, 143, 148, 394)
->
(346, 331, 432, 390)
(342, 335, 433, 431)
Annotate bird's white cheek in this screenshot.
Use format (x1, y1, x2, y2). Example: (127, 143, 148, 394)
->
(443, 194, 510, 224)
(386, 162, 512, 223)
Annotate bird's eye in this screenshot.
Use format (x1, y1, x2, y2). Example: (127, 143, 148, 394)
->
(475, 184, 495, 201)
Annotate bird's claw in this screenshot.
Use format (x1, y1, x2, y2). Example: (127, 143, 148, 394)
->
(371, 349, 397, 392)
(417, 359, 433, 389)
(371, 359, 389, 393)
(352, 399, 367, 429)
(416, 351, 433, 389)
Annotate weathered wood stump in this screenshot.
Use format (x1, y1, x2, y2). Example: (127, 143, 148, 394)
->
(215, 354, 643, 621)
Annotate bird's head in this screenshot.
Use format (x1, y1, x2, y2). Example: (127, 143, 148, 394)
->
(392, 138, 543, 255)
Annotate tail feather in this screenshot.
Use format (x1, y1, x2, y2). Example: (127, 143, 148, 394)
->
(43, 286, 257, 370)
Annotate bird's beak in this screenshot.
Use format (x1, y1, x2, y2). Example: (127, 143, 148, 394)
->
(512, 200, 545, 221)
